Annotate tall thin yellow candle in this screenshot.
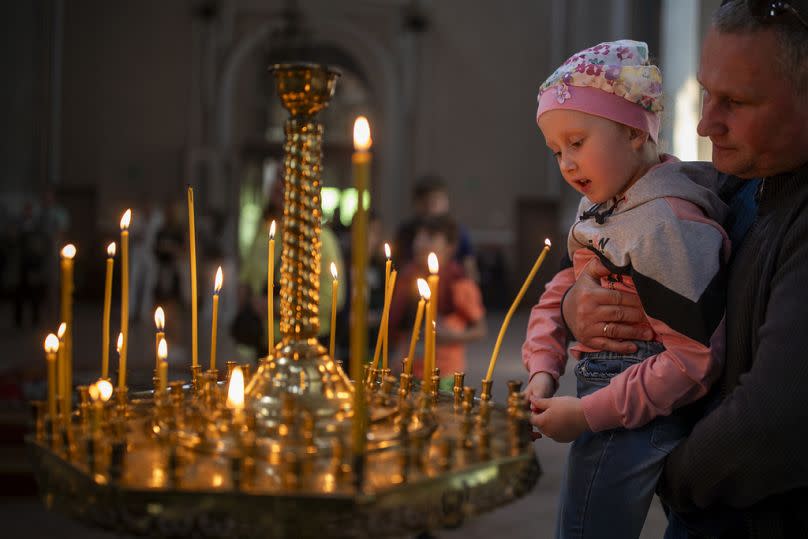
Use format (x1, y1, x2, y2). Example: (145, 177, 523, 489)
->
(329, 262, 339, 359)
(406, 278, 430, 375)
(423, 253, 439, 392)
(210, 266, 223, 371)
(44, 334, 59, 421)
(101, 242, 115, 379)
(372, 270, 397, 370)
(119, 210, 131, 388)
(188, 187, 199, 369)
(56, 322, 67, 419)
(268, 219, 276, 355)
(115, 332, 124, 388)
(157, 337, 168, 393)
(59, 244, 76, 417)
(485, 239, 552, 381)
(382, 243, 392, 370)
(350, 116, 372, 460)
(154, 306, 165, 370)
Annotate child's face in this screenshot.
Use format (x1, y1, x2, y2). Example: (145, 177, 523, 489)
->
(539, 109, 646, 204)
(413, 229, 453, 266)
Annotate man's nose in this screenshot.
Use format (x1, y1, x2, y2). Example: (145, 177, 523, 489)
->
(697, 99, 727, 138)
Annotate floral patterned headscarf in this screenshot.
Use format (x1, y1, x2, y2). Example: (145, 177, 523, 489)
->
(537, 40, 663, 142)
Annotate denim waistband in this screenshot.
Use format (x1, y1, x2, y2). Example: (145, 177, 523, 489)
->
(576, 340, 665, 383)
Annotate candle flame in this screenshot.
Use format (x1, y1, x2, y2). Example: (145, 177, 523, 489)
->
(61, 244, 77, 259)
(417, 278, 431, 300)
(116, 332, 123, 353)
(107, 242, 116, 257)
(88, 382, 100, 401)
(154, 306, 165, 331)
(330, 262, 338, 280)
(44, 334, 59, 353)
(158, 337, 167, 360)
(120, 209, 132, 230)
(428, 252, 439, 274)
(57, 322, 67, 339)
(353, 116, 372, 151)
(269, 220, 276, 239)
(96, 379, 113, 401)
(227, 366, 245, 410)
(214, 266, 223, 293)
(384, 242, 391, 260)
(545, 238, 552, 247)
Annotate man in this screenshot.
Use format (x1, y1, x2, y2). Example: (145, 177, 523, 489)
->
(532, 0, 808, 536)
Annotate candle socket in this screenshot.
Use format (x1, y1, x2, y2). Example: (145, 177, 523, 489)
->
(191, 365, 203, 393)
(462, 387, 476, 414)
(480, 379, 493, 402)
(430, 368, 440, 403)
(437, 437, 454, 471)
(352, 453, 366, 493)
(453, 373, 465, 407)
(506, 380, 524, 417)
(77, 386, 91, 436)
(116, 386, 129, 410)
(241, 363, 252, 385)
(398, 373, 412, 399)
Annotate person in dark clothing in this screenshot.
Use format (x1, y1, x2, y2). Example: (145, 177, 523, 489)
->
(545, 1, 808, 537)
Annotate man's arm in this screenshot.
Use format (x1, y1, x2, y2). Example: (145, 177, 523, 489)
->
(561, 259, 651, 353)
(659, 228, 808, 511)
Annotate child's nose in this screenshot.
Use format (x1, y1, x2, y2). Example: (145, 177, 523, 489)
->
(561, 156, 576, 173)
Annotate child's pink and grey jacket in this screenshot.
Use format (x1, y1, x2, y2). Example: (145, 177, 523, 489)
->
(523, 158, 731, 432)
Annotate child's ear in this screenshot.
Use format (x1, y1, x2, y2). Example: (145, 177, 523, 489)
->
(628, 127, 650, 150)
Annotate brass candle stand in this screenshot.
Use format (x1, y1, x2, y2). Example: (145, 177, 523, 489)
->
(27, 63, 541, 538)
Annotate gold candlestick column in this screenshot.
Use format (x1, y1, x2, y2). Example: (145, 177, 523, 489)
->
(246, 64, 353, 428)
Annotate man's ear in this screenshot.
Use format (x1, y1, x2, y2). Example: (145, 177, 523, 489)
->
(628, 127, 650, 150)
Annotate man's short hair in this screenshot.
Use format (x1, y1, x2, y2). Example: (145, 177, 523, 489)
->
(417, 214, 458, 245)
(412, 175, 447, 201)
(714, 0, 808, 94)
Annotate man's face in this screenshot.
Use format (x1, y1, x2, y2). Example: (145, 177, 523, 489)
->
(698, 27, 808, 178)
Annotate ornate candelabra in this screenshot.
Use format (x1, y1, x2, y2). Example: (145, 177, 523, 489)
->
(26, 63, 541, 538)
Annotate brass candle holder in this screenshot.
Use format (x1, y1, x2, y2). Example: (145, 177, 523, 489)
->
(26, 62, 541, 538)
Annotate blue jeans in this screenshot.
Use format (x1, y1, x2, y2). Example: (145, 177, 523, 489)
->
(556, 341, 692, 539)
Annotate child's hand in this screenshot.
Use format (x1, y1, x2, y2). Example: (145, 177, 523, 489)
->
(524, 372, 556, 407)
(530, 396, 589, 443)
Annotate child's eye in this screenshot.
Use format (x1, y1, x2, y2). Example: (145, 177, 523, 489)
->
(570, 139, 583, 147)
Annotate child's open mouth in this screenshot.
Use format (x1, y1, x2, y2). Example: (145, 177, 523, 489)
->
(576, 179, 591, 188)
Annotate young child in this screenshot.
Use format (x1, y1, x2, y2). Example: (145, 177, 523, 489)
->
(522, 40, 730, 538)
(389, 215, 485, 390)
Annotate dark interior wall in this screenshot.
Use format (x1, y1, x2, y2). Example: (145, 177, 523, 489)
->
(61, 0, 194, 228)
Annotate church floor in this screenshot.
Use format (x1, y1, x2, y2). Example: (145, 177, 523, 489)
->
(0, 303, 667, 538)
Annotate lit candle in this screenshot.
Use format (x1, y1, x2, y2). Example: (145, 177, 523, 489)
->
(56, 322, 67, 419)
(227, 366, 245, 426)
(329, 262, 339, 359)
(116, 332, 124, 388)
(119, 209, 131, 389)
(485, 239, 552, 382)
(95, 378, 114, 402)
(351, 116, 372, 458)
(210, 266, 223, 371)
(154, 306, 165, 370)
(188, 187, 198, 369)
(268, 219, 276, 355)
(382, 243, 392, 370)
(157, 337, 168, 394)
(44, 334, 59, 422)
(406, 278, 430, 375)
(101, 242, 115, 379)
(88, 379, 112, 436)
(60, 244, 76, 418)
(372, 270, 397, 370)
(423, 253, 439, 392)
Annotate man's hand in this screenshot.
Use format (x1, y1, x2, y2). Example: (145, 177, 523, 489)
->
(524, 372, 556, 439)
(562, 259, 652, 353)
(529, 396, 589, 443)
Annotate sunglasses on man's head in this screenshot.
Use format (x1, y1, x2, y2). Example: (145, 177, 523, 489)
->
(747, 0, 808, 30)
